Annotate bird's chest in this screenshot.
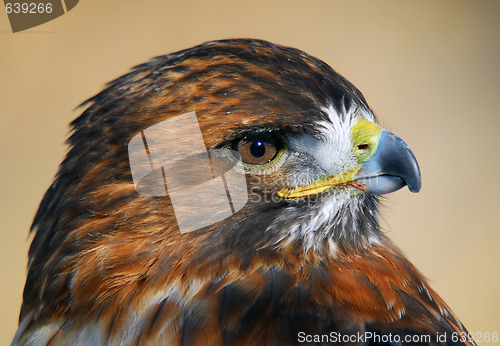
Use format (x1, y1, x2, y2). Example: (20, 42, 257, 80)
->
(123, 264, 391, 345)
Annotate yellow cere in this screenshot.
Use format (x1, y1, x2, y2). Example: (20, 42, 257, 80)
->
(277, 118, 382, 199)
(351, 118, 382, 161)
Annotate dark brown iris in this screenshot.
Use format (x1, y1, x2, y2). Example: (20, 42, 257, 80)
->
(234, 133, 280, 165)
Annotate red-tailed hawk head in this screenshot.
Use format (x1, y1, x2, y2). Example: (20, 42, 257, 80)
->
(14, 39, 473, 346)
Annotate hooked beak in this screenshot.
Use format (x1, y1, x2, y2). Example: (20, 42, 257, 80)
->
(357, 129, 421, 194)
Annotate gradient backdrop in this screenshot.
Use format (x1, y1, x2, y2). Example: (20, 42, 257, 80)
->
(1, 1, 499, 344)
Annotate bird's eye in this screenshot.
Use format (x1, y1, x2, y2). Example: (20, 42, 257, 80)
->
(233, 133, 282, 165)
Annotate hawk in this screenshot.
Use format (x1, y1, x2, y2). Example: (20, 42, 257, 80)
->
(13, 39, 473, 345)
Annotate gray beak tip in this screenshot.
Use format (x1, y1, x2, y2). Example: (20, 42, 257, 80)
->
(359, 130, 421, 195)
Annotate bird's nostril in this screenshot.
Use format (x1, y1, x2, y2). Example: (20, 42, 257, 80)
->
(356, 143, 370, 155)
(357, 144, 370, 151)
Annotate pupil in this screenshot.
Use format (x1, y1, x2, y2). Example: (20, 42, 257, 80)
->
(250, 141, 266, 158)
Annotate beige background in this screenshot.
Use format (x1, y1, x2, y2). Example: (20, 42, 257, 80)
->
(1, 1, 499, 343)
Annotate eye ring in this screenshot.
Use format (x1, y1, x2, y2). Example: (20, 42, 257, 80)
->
(231, 133, 284, 166)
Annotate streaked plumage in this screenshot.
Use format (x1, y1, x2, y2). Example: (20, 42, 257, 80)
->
(13, 39, 473, 345)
